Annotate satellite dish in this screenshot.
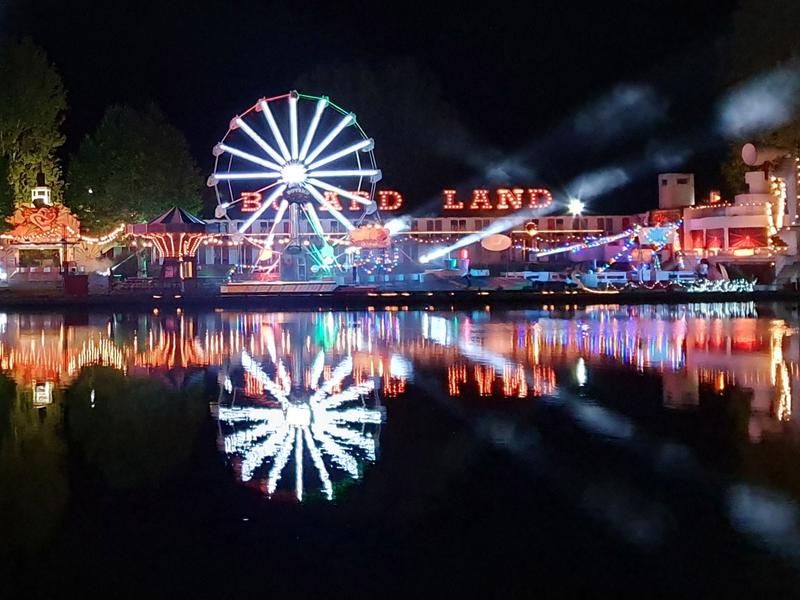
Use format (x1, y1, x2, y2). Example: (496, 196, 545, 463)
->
(481, 234, 512, 252)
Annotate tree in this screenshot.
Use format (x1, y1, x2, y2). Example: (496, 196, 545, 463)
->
(0, 38, 66, 207)
(294, 58, 472, 205)
(0, 157, 15, 230)
(66, 104, 202, 234)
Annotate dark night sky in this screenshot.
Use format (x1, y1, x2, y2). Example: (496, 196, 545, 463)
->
(3, 0, 741, 213)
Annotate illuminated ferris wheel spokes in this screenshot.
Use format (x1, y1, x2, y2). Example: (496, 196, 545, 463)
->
(209, 91, 382, 238)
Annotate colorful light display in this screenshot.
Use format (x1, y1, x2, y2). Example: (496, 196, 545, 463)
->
(442, 187, 553, 211)
(208, 91, 385, 273)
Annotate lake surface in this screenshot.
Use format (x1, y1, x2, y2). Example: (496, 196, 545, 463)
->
(2, 303, 800, 596)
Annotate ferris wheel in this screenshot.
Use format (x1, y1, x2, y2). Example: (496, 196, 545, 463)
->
(208, 91, 383, 274)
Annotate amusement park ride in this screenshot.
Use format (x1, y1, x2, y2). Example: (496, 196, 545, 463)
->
(208, 91, 390, 282)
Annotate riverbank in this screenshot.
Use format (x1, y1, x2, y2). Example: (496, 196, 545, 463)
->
(0, 287, 797, 311)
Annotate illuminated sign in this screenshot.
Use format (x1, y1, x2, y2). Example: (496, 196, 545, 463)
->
(442, 188, 553, 211)
(236, 187, 553, 214)
(241, 192, 263, 212)
(349, 225, 391, 249)
(238, 190, 405, 213)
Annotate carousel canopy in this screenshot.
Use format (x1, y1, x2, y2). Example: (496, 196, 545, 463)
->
(127, 207, 206, 234)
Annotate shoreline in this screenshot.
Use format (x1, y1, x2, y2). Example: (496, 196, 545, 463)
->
(0, 288, 797, 311)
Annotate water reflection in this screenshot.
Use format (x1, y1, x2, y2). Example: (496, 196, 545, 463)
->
(214, 315, 389, 502)
(0, 303, 795, 514)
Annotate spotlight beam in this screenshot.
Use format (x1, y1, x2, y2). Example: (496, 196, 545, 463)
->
(239, 184, 287, 233)
(234, 117, 286, 165)
(535, 230, 633, 258)
(299, 98, 327, 161)
(259, 99, 292, 162)
(304, 183, 356, 231)
(304, 113, 355, 165)
(420, 211, 542, 263)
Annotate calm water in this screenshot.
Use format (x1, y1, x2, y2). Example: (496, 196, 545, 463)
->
(2, 303, 800, 596)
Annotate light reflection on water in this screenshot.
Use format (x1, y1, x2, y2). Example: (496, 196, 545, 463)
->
(0, 302, 798, 505)
(5, 302, 800, 593)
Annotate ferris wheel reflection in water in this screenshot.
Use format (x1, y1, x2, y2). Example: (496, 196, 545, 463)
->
(213, 313, 411, 502)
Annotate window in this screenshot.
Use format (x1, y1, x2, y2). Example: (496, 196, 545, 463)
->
(661, 179, 668, 186)
(450, 219, 459, 231)
(435, 220, 443, 231)
(263, 220, 273, 233)
(426, 220, 434, 231)
(580, 218, 588, 229)
(677, 177, 689, 185)
(547, 218, 555, 230)
(556, 218, 564, 228)
(622, 217, 630, 229)
(330, 221, 340, 233)
(221, 246, 229, 265)
(459, 219, 467, 231)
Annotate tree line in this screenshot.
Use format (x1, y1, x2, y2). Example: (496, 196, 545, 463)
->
(0, 38, 202, 233)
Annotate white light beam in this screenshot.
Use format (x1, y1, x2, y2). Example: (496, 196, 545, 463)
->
(306, 139, 372, 171)
(217, 143, 283, 172)
(304, 183, 356, 231)
(264, 199, 290, 248)
(299, 98, 327, 161)
(239, 184, 287, 233)
(307, 169, 380, 178)
(303, 427, 333, 500)
(304, 113, 355, 165)
(266, 428, 296, 494)
(213, 173, 282, 181)
(303, 202, 327, 239)
(259, 99, 292, 162)
(234, 117, 286, 165)
(305, 178, 371, 205)
(310, 350, 326, 388)
(295, 427, 303, 501)
(289, 94, 299, 160)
